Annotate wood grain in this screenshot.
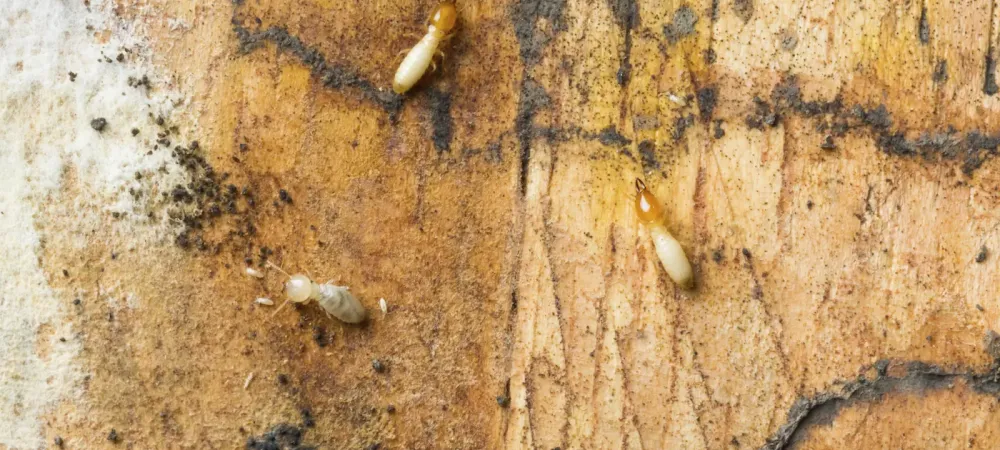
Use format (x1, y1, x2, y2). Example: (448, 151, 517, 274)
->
(23, 0, 1000, 448)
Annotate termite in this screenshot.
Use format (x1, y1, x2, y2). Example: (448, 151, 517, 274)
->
(266, 262, 368, 324)
(634, 178, 694, 289)
(392, 1, 458, 94)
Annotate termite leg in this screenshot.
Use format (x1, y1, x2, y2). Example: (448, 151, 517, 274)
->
(430, 60, 438, 73)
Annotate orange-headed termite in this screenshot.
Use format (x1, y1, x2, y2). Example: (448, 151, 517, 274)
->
(392, 2, 458, 94)
(635, 178, 694, 289)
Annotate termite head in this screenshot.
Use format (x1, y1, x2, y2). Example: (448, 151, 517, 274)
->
(285, 274, 315, 303)
(634, 178, 664, 224)
(428, 2, 458, 33)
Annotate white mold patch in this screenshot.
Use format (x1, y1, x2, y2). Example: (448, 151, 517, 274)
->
(0, 0, 191, 447)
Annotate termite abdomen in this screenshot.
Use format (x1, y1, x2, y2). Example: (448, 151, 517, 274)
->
(315, 284, 367, 324)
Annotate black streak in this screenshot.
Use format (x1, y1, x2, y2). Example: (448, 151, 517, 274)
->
(232, 24, 402, 119)
(918, 5, 930, 44)
(427, 88, 454, 153)
(988, 0, 999, 96)
(752, 75, 1000, 174)
(512, 0, 567, 196)
(608, 0, 639, 86)
(515, 79, 552, 195)
(986, 53, 999, 95)
(761, 358, 1000, 450)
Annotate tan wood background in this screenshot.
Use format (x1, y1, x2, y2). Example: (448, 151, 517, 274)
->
(18, 0, 1000, 448)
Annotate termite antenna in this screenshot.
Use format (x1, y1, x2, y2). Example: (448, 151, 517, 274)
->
(269, 299, 291, 320)
(266, 260, 290, 277)
(635, 178, 646, 193)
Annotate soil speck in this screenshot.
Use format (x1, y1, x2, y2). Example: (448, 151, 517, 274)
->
(976, 246, 988, 263)
(821, 135, 836, 150)
(696, 86, 717, 121)
(90, 118, 108, 132)
(713, 120, 725, 139)
(933, 60, 948, 83)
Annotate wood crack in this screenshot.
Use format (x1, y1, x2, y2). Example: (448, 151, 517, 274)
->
(760, 359, 1000, 450)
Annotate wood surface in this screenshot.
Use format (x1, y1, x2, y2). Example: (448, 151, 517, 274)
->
(15, 0, 1000, 448)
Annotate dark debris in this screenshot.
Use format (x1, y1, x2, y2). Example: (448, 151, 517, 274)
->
(663, 6, 698, 44)
(90, 118, 108, 132)
(246, 424, 316, 450)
